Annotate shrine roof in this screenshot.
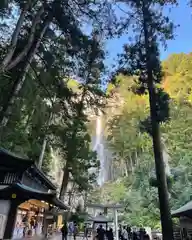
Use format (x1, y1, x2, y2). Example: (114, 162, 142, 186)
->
(0, 147, 57, 191)
(29, 164, 57, 191)
(0, 148, 33, 170)
(87, 214, 113, 223)
(0, 183, 68, 210)
(172, 200, 192, 218)
(87, 203, 123, 209)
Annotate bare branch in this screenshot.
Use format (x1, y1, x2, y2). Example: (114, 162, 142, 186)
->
(7, 5, 45, 71)
(0, 0, 32, 71)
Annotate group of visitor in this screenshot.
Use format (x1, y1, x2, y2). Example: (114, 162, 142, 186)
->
(61, 222, 150, 240)
(95, 225, 113, 240)
(95, 224, 150, 240)
(61, 221, 79, 240)
(119, 225, 150, 240)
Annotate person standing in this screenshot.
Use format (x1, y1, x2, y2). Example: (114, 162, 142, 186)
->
(106, 228, 114, 240)
(122, 226, 128, 240)
(97, 225, 106, 240)
(119, 225, 123, 240)
(61, 222, 68, 240)
(82, 225, 89, 240)
(73, 223, 78, 240)
(132, 230, 138, 240)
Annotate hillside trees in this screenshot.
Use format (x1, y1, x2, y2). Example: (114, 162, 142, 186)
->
(90, 52, 192, 229)
(107, 74, 150, 177)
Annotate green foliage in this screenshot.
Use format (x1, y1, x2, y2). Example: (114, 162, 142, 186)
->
(0, 0, 107, 196)
(89, 53, 192, 229)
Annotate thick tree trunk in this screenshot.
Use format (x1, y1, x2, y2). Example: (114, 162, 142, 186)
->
(142, 2, 174, 239)
(148, 83, 173, 240)
(60, 162, 70, 201)
(0, 0, 31, 71)
(0, 20, 50, 127)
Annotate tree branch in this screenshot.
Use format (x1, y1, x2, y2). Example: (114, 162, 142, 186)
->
(29, 63, 55, 107)
(0, 0, 32, 71)
(7, 5, 45, 71)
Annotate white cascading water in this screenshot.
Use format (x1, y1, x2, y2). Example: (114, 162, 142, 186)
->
(93, 111, 112, 185)
(162, 140, 171, 176)
(49, 147, 63, 188)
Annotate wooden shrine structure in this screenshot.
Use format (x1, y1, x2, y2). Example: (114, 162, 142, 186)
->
(87, 203, 123, 240)
(172, 200, 192, 240)
(0, 148, 67, 239)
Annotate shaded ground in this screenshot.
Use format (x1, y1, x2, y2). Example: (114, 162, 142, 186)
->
(15, 235, 86, 240)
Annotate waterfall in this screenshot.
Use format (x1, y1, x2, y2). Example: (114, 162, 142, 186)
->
(93, 111, 112, 185)
(48, 147, 63, 188)
(162, 138, 171, 176)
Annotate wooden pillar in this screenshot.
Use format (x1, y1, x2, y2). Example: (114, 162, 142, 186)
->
(3, 200, 21, 239)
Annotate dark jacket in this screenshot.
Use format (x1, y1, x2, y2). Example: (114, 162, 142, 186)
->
(61, 224, 68, 236)
(107, 229, 114, 240)
(97, 227, 105, 240)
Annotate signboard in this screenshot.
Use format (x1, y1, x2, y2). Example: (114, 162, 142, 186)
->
(0, 214, 7, 239)
(46, 215, 54, 219)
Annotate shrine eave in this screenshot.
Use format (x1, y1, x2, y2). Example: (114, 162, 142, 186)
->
(87, 203, 123, 209)
(30, 164, 57, 191)
(0, 183, 68, 210)
(172, 200, 192, 218)
(0, 147, 34, 170)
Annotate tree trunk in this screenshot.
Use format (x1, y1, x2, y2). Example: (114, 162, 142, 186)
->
(67, 182, 75, 206)
(148, 80, 173, 240)
(0, 20, 50, 127)
(124, 157, 129, 177)
(129, 154, 133, 173)
(0, 0, 31, 71)
(60, 162, 70, 201)
(83, 191, 88, 211)
(24, 108, 35, 131)
(142, 2, 174, 239)
(135, 151, 138, 166)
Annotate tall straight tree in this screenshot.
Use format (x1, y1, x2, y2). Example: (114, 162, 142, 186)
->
(50, 32, 105, 200)
(116, 0, 176, 239)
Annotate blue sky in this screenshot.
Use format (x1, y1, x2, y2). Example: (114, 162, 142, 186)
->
(105, 0, 192, 68)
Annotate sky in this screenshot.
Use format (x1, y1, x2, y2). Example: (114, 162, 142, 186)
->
(105, 0, 192, 68)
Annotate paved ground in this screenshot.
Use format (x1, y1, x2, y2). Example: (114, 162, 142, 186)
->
(14, 235, 85, 240)
(14, 234, 60, 239)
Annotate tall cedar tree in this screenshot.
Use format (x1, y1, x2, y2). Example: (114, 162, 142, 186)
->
(56, 32, 105, 200)
(116, 0, 177, 239)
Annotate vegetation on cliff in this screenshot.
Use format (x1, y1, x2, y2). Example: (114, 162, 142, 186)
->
(88, 52, 192, 229)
